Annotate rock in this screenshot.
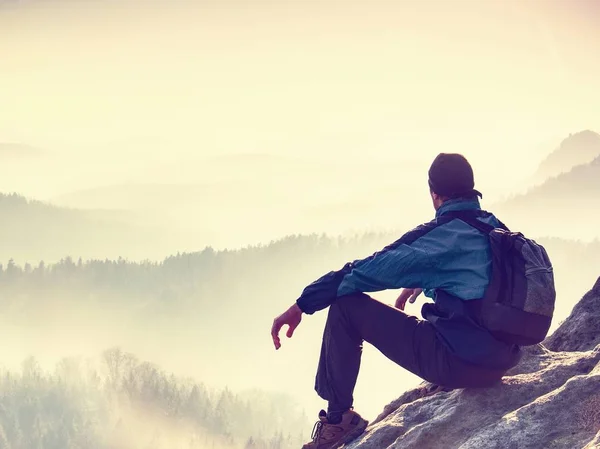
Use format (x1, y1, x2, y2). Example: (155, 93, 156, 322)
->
(348, 277, 600, 449)
(584, 431, 600, 449)
(544, 277, 600, 352)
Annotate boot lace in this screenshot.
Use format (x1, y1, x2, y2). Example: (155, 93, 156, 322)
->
(311, 420, 324, 443)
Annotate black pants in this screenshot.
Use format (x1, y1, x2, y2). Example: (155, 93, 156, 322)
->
(315, 293, 506, 411)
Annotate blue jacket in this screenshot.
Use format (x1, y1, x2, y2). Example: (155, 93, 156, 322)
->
(296, 198, 521, 370)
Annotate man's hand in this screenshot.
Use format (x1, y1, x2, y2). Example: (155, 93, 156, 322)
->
(395, 288, 423, 311)
(271, 303, 303, 350)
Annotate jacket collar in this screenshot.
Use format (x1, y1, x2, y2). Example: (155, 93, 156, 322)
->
(435, 197, 482, 219)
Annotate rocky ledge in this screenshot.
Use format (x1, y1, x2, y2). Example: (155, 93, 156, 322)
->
(349, 277, 600, 449)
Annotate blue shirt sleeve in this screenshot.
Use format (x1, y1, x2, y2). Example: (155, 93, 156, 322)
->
(296, 220, 443, 314)
(336, 242, 436, 296)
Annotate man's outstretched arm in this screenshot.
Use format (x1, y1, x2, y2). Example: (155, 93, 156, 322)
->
(296, 221, 440, 315)
(271, 221, 443, 349)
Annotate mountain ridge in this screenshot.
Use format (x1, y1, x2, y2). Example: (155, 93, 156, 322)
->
(533, 130, 600, 184)
(493, 154, 600, 241)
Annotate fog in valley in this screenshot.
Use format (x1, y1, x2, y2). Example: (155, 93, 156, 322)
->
(1, 0, 600, 447)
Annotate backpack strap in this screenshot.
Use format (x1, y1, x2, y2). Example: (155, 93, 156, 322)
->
(458, 216, 496, 235)
(440, 210, 505, 234)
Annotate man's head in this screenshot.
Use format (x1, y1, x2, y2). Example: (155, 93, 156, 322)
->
(428, 153, 482, 210)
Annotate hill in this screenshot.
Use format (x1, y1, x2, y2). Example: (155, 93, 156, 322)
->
(0, 193, 171, 263)
(533, 130, 600, 184)
(494, 156, 600, 240)
(48, 153, 433, 249)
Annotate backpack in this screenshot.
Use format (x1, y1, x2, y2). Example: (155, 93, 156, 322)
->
(455, 214, 556, 346)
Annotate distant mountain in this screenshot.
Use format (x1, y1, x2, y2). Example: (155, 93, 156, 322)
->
(531, 155, 599, 196)
(48, 152, 430, 249)
(533, 130, 600, 184)
(495, 156, 600, 240)
(0, 193, 175, 263)
(53, 183, 214, 211)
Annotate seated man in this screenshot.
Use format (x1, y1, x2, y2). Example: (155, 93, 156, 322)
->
(271, 153, 521, 449)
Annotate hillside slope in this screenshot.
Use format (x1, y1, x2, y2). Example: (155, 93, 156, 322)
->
(534, 130, 600, 184)
(0, 193, 167, 262)
(495, 156, 600, 240)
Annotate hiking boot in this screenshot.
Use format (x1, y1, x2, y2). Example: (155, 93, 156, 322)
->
(302, 409, 368, 449)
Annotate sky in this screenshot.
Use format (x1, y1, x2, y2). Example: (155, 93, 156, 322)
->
(1, 0, 599, 201)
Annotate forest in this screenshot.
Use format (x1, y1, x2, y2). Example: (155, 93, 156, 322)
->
(0, 348, 307, 449)
(0, 193, 598, 448)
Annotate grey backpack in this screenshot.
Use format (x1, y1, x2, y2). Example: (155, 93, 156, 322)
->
(458, 215, 556, 346)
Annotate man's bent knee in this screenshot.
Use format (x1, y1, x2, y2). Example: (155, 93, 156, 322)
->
(333, 292, 372, 311)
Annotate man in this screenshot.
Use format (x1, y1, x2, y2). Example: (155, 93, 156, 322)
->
(271, 153, 522, 449)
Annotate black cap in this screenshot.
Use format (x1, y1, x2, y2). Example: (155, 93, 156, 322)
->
(428, 153, 482, 199)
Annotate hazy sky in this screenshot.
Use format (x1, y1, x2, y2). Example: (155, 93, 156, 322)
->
(2, 0, 599, 167)
(1, 0, 599, 245)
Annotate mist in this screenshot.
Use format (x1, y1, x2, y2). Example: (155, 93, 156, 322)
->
(1, 0, 600, 447)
